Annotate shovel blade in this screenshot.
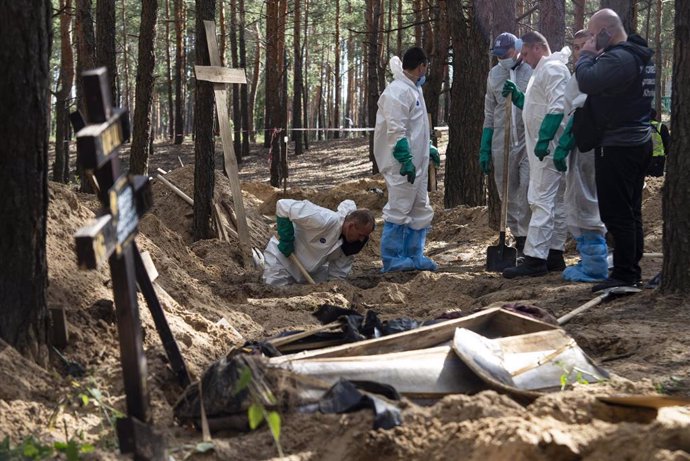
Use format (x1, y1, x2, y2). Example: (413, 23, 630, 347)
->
(486, 244, 518, 272)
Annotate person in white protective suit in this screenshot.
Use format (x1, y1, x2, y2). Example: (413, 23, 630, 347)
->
(373, 47, 441, 272)
(262, 199, 375, 286)
(551, 29, 609, 282)
(501, 31, 570, 278)
(480, 32, 533, 255)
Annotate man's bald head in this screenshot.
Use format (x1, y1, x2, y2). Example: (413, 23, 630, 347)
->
(588, 8, 627, 44)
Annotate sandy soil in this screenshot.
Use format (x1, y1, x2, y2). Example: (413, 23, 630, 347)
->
(1, 136, 688, 460)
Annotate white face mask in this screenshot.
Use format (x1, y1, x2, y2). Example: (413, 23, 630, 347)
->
(498, 57, 516, 69)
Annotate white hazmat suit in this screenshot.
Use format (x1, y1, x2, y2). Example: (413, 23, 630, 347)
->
(483, 59, 533, 238)
(562, 76, 606, 236)
(521, 48, 571, 260)
(262, 199, 357, 286)
(373, 56, 433, 230)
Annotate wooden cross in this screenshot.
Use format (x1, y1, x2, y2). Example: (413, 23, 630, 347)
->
(74, 67, 190, 460)
(195, 20, 252, 263)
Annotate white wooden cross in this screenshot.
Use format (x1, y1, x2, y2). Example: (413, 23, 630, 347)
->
(195, 20, 251, 262)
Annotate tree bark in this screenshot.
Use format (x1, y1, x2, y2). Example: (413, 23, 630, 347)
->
(334, 0, 341, 138)
(229, 0, 242, 162)
(366, 0, 380, 174)
(492, 0, 516, 36)
(120, 0, 131, 110)
(0, 0, 51, 358)
(128, 0, 158, 175)
(54, 0, 74, 183)
(445, 0, 489, 208)
(193, 0, 216, 240)
(165, 0, 174, 139)
(661, 0, 690, 293)
(600, 0, 636, 33)
(539, 0, 565, 51)
(238, 0, 250, 157)
(573, 0, 586, 33)
(174, 0, 185, 144)
(424, 0, 449, 130)
(75, 0, 96, 193)
(293, 0, 304, 154)
(248, 23, 261, 144)
(96, 0, 117, 102)
(266, 0, 287, 186)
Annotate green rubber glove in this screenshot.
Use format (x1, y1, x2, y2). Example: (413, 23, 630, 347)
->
(553, 117, 575, 172)
(393, 137, 416, 184)
(276, 216, 295, 257)
(429, 142, 440, 168)
(502, 80, 524, 110)
(479, 127, 493, 174)
(535, 113, 564, 161)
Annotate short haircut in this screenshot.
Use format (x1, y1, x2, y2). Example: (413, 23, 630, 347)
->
(573, 29, 591, 40)
(346, 209, 376, 231)
(521, 31, 549, 47)
(402, 47, 428, 70)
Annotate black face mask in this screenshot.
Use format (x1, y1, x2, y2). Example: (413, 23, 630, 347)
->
(341, 235, 369, 256)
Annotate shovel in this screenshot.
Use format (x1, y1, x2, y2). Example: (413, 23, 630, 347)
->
(486, 94, 518, 272)
(557, 285, 642, 325)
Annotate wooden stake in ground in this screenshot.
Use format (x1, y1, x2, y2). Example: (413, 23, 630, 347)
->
(194, 20, 252, 266)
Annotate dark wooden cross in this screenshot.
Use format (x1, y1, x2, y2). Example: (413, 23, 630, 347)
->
(73, 67, 190, 460)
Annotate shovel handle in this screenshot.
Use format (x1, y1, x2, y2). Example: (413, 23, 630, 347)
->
(557, 293, 606, 325)
(500, 94, 512, 233)
(289, 253, 316, 285)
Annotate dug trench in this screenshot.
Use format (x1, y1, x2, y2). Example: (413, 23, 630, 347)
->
(1, 136, 689, 460)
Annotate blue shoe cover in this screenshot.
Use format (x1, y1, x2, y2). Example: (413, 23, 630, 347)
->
(563, 232, 608, 282)
(407, 227, 437, 271)
(381, 222, 415, 272)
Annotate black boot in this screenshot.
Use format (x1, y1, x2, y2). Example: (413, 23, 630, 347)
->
(515, 236, 527, 257)
(503, 256, 548, 279)
(546, 249, 565, 272)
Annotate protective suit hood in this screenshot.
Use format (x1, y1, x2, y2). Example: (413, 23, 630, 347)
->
(337, 199, 357, 217)
(389, 56, 407, 82)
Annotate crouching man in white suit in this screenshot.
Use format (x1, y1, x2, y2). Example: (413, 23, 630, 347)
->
(262, 199, 375, 286)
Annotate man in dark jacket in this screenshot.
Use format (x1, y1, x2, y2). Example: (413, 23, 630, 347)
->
(576, 8, 655, 292)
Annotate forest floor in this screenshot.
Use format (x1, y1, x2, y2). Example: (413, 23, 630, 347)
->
(2, 136, 690, 460)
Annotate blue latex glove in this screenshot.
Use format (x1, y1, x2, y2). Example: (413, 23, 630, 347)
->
(276, 216, 294, 257)
(429, 142, 440, 168)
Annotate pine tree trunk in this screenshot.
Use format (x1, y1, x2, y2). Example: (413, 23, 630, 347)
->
(293, 0, 304, 154)
(573, 0, 585, 33)
(600, 0, 636, 33)
(76, 0, 96, 193)
(193, 0, 216, 240)
(654, 0, 663, 116)
(302, 0, 310, 149)
(661, 0, 690, 293)
(445, 0, 489, 208)
(492, 0, 516, 36)
(129, 0, 158, 175)
(229, 0, 242, 162)
(96, 0, 117, 102)
(334, 0, 341, 138)
(165, 0, 174, 140)
(0, 0, 51, 357)
(54, 0, 74, 183)
(366, 0, 380, 174)
(424, 0, 449, 130)
(248, 23, 261, 143)
(238, 0, 250, 157)
(539, 0, 565, 51)
(174, 0, 185, 144)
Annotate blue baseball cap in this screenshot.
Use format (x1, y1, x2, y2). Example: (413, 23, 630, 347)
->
(491, 32, 522, 57)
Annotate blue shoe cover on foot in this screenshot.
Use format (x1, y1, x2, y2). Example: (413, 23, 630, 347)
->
(563, 232, 608, 282)
(407, 227, 437, 271)
(381, 222, 415, 272)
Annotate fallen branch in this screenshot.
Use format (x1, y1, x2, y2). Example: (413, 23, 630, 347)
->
(157, 174, 193, 206)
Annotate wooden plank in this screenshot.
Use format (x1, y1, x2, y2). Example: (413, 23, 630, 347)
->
(139, 251, 159, 282)
(156, 174, 193, 206)
(203, 20, 252, 266)
(195, 65, 247, 84)
(267, 322, 343, 348)
(269, 307, 555, 365)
